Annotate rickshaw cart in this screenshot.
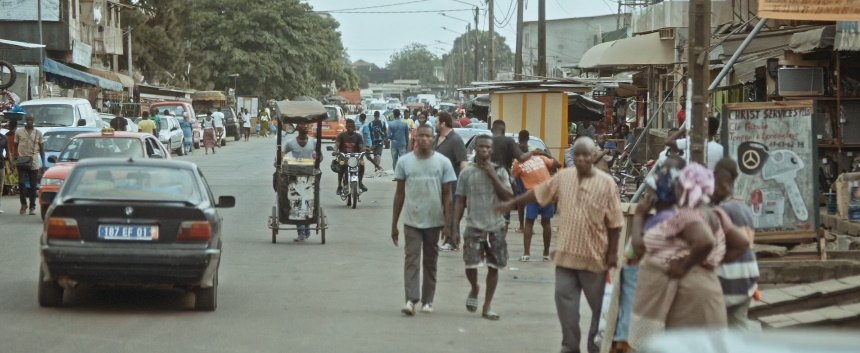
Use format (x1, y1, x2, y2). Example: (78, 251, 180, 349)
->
(268, 101, 327, 244)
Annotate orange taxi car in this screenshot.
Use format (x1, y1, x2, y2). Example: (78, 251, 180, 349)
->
(305, 105, 345, 141)
(38, 128, 172, 218)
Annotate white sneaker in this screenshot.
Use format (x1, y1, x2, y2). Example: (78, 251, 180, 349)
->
(401, 301, 416, 316)
(439, 243, 454, 252)
(421, 303, 433, 313)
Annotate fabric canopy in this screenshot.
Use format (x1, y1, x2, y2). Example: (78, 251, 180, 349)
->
(789, 26, 835, 53)
(42, 58, 123, 91)
(274, 100, 328, 123)
(567, 93, 605, 122)
(578, 32, 675, 69)
(85, 67, 135, 88)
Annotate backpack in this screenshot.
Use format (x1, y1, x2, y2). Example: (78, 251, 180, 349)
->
(371, 120, 385, 144)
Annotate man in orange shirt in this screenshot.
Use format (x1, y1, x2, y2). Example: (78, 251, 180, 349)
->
(512, 148, 560, 262)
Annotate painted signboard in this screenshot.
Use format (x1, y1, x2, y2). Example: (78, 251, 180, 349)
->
(0, 0, 60, 21)
(725, 101, 818, 240)
(759, 0, 860, 21)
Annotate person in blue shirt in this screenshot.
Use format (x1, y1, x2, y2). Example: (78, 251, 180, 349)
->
(357, 113, 383, 171)
(388, 109, 410, 170)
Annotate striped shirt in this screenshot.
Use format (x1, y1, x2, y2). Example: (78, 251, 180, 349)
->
(534, 168, 624, 272)
(643, 207, 729, 268)
(716, 200, 760, 308)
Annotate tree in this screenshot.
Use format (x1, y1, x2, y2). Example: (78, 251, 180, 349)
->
(386, 43, 441, 83)
(445, 30, 513, 85)
(122, 0, 358, 99)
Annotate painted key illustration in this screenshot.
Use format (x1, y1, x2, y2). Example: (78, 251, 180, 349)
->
(761, 149, 808, 221)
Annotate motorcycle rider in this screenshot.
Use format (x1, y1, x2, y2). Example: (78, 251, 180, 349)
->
(335, 119, 368, 194)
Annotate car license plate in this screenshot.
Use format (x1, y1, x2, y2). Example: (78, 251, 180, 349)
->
(98, 225, 159, 241)
(350, 175, 359, 182)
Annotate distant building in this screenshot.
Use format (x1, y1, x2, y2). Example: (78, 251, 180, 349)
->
(352, 59, 392, 86)
(522, 13, 629, 78)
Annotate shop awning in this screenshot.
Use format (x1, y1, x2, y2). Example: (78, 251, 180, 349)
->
(578, 32, 675, 69)
(789, 26, 835, 53)
(836, 21, 860, 51)
(84, 67, 135, 88)
(42, 58, 123, 91)
(567, 93, 605, 121)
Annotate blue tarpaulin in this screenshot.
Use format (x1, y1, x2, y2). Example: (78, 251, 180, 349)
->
(42, 58, 123, 91)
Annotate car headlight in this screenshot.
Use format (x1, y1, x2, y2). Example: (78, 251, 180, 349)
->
(41, 178, 64, 187)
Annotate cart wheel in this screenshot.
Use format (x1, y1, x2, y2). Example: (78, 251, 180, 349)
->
(272, 228, 278, 243)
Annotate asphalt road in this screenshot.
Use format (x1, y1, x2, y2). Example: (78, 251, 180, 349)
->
(0, 134, 593, 353)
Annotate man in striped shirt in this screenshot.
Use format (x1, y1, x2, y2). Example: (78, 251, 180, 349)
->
(713, 158, 760, 330)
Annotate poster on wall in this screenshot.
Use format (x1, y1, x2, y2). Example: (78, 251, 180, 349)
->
(0, 0, 60, 21)
(725, 101, 818, 238)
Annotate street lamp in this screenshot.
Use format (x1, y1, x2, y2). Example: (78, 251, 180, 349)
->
(438, 12, 470, 24)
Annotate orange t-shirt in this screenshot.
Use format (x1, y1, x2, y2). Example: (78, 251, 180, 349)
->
(513, 155, 554, 190)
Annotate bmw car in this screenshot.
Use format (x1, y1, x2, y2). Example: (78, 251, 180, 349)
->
(39, 158, 234, 311)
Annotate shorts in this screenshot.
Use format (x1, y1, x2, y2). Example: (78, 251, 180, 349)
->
(525, 202, 555, 220)
(462, 227, 508, 269)
(371, 144, 383, 157)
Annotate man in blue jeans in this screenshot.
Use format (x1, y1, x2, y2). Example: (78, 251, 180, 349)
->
(388, 109, 409, 170)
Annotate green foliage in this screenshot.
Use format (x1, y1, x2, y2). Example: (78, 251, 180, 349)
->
(122, 0, 358, 100)
(445, 30, 513, 84)
(386, 43, 441, 84)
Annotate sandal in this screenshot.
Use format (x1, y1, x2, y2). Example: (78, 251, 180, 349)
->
(482, 311, 500, 321)
(466, 295, 479, 313)
(519, 255, 530, 262)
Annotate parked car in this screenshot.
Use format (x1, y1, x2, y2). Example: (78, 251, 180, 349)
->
(306, 105, 346, 141)
(39, 129, 172, 218)
(464, 132, 552, 162)
(98, 113, 139, 132)
(158, 116, 186, 155)
(220, 107, 241, 141)
(41, 127, 101, 168)
(150, 101, 198, 146)
(19, 98, 102, 133)
(453, 128, 490, 148)
(39, 158, 234, 310)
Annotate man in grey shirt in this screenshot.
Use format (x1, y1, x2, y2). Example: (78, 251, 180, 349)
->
(391, 125, 457, 316)
(454, 135, 513, 320)
(433, 111, 467, 250)
(282, 129, 318, 242)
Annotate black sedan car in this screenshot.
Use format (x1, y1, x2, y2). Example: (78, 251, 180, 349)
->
(39, 158, 234, 311)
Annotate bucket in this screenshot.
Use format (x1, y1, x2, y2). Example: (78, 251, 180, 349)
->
(825, 192, 838, 215)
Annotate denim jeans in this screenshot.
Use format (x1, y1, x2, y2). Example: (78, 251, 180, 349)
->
(391, 146, 407, 170)
(18, 166, 39, 209)
(297, 224, 310, 238)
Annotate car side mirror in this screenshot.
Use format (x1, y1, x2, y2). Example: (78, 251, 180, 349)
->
(216, 196, 235, 208)
(171, 126, 178, 131)
(77, 119, 87, 127)
(47, 155, 57, 163)
(326, 146, 334, 151)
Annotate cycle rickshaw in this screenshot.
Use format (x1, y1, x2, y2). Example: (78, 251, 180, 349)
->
(267, 100, 328, 244)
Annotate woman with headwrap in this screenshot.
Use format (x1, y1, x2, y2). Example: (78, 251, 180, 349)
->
(627, 162, 749, 350)
(611, 156, 685, 352)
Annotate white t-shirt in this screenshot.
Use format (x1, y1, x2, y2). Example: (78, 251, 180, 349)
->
(242, 113, 251, 128)
(212, 111, 225, 128)
(670, 138, 724, 170)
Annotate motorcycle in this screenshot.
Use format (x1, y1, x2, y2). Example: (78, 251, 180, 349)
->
(329, 148, 366, 209)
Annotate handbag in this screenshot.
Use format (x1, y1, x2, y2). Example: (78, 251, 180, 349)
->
(15, 155, 33, 169)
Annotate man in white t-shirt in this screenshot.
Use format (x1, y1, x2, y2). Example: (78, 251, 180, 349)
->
(662, 116, 724, 169)
(212, 108, 225, 143)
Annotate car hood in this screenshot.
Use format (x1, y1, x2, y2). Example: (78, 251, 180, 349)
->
(42, 162, 76, 179)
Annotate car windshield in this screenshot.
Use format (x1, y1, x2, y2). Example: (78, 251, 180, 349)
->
(63, 165, 203, 203)
(22, 105, 75, 127)
(57, 137, 146, 162)
(43, 131, 86, 152)
(152, 105, 186, 117)
(368, 103, 387, 110)
(324, 107, 339, 122)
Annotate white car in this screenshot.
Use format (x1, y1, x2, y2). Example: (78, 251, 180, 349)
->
(158, 116, 186, 156)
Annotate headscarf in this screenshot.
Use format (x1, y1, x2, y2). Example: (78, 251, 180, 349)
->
(645, 162, 681, 205)
(677, 162, 714, 208)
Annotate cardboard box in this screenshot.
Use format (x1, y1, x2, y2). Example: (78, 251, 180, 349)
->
(836, 172, 860, 220)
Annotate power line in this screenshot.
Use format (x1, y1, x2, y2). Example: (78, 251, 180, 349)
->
(316, 0, 430, 13)
(494, 0, 515, 27)
(321, 8, 473, 14)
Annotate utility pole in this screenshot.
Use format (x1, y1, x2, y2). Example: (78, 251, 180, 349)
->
(38, 0, 45, 89)
(127, 26, 133, 97)
(537, 0, 546, 78)
(488, 0, 495, 80)
(473, 6, 480, 82)
(514, 0, 524, 79)
(464, 24, 469, 86)
(687, 0, 710, 164)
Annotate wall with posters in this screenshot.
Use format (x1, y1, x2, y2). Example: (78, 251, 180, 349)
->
(725, 101, 818, 239)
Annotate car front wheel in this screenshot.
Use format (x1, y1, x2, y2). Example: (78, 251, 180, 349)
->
(194, 272, 217, 311)
(38, 268, 63, 307)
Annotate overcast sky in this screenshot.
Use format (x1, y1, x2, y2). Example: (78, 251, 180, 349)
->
(304, 0, 618, 66)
